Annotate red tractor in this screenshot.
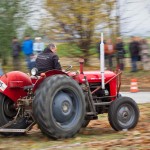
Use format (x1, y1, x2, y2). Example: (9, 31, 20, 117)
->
(0, 61, 139, 139)
(0, 36, 139, 139)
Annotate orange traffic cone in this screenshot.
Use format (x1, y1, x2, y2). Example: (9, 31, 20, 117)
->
(130, 78, 139, 93)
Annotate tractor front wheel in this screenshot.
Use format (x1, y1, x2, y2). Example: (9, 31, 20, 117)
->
(33, 75, 86, 139)
(108, 96, 139, 131)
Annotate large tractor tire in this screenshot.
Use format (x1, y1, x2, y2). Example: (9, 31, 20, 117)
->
(0, 93, 31, 136)
(82, 120, 90, 128)
(33, 75, 86, 139)
(108, 96, 139, 131)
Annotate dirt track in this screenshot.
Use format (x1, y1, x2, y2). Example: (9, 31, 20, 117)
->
(0, 57, 149, 150)
(0, 104, 150, 150)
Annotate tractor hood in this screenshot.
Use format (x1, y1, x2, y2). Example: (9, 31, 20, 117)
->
(69, 70, 116, 83)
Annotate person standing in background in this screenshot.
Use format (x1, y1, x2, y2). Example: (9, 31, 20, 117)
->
(0, 63, 3, 76)
(140, 39, 150, 71)
(104, 39, 115, 70)
(22, 35, 34, 71)
(136, 36, 142, 70)
(115, 37, 125, 70)
(129, 36, 141, 72)
(33, 37, 44, 55)
(12, 37, 21, 70)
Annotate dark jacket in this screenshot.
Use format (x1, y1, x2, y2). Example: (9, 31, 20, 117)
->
(115, 42, 125, 58)
(36, 47, 62, 74)
(129, 41, 140, 57)
(12, 41, 21, 57)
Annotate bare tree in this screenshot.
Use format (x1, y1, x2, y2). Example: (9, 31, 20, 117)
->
(44, 0, 116, 62)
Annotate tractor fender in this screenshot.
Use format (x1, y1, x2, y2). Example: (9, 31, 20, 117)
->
(0, 71, 33, 102)
(33, 70, 68, 92)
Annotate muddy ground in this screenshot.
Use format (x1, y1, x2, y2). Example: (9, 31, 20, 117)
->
(1, 61, 150, 150)
(0, 103, 150, 150)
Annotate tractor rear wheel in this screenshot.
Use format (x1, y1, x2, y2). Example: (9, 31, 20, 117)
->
(0, 93, 31, 136)
(33, 75, 86, 139)
(108, 96, 139, 131)
(82, 120, 90, 128)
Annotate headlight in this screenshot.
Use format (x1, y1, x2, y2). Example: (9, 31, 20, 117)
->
(31, 68, 38, 76)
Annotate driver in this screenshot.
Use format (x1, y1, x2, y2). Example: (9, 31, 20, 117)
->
(35, 43, 62, 74)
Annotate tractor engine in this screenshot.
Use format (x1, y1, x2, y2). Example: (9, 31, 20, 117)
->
(16, 87, 34, 118)
(69, 70, 118, 114)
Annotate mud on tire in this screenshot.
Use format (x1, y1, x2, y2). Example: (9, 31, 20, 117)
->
(33, 75, 86, 139)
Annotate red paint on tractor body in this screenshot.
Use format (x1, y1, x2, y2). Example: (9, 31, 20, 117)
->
(0, 71, 32, 102)
(68, 70, 117, 97)
(0, 69, 117, 102)
(32, 70, 67, 92)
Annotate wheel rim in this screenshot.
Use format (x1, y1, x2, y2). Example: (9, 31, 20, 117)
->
(3, 97, 17, 118)
(52, 89, 81, 128)
(117, 104, 135, 128)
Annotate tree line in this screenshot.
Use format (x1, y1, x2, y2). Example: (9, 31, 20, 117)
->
(0, 0, 131, 65)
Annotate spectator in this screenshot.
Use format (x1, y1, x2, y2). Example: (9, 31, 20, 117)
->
(115, 37, 125, 70)
(22, 35, 34, 71)
(129, 36, 141, 72)
(0, 62, 3, 76)
(104, 39, 115, 70)
(140, 39, 150, 71)
(12, 37, 21, 70)
(33, 37, 44, 55)
(136, 37, 142, 70)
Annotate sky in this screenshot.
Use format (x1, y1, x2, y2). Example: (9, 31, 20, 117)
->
(28, 0, 150, 37)
(119, 0, 150, 37)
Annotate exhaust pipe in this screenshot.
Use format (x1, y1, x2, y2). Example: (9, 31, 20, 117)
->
(79, 58, 84, 74)
(100, 33, 105, 89)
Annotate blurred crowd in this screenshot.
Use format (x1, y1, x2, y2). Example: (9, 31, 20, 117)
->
(0, 35, 150, 75)
(97, 36, 150, 72)
(11, 35, 45, 72)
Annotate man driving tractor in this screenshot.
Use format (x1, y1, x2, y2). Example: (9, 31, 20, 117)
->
(35, 43, 62, 74)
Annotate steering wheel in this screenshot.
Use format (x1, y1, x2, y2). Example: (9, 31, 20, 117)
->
(64, 65, 72, 73)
